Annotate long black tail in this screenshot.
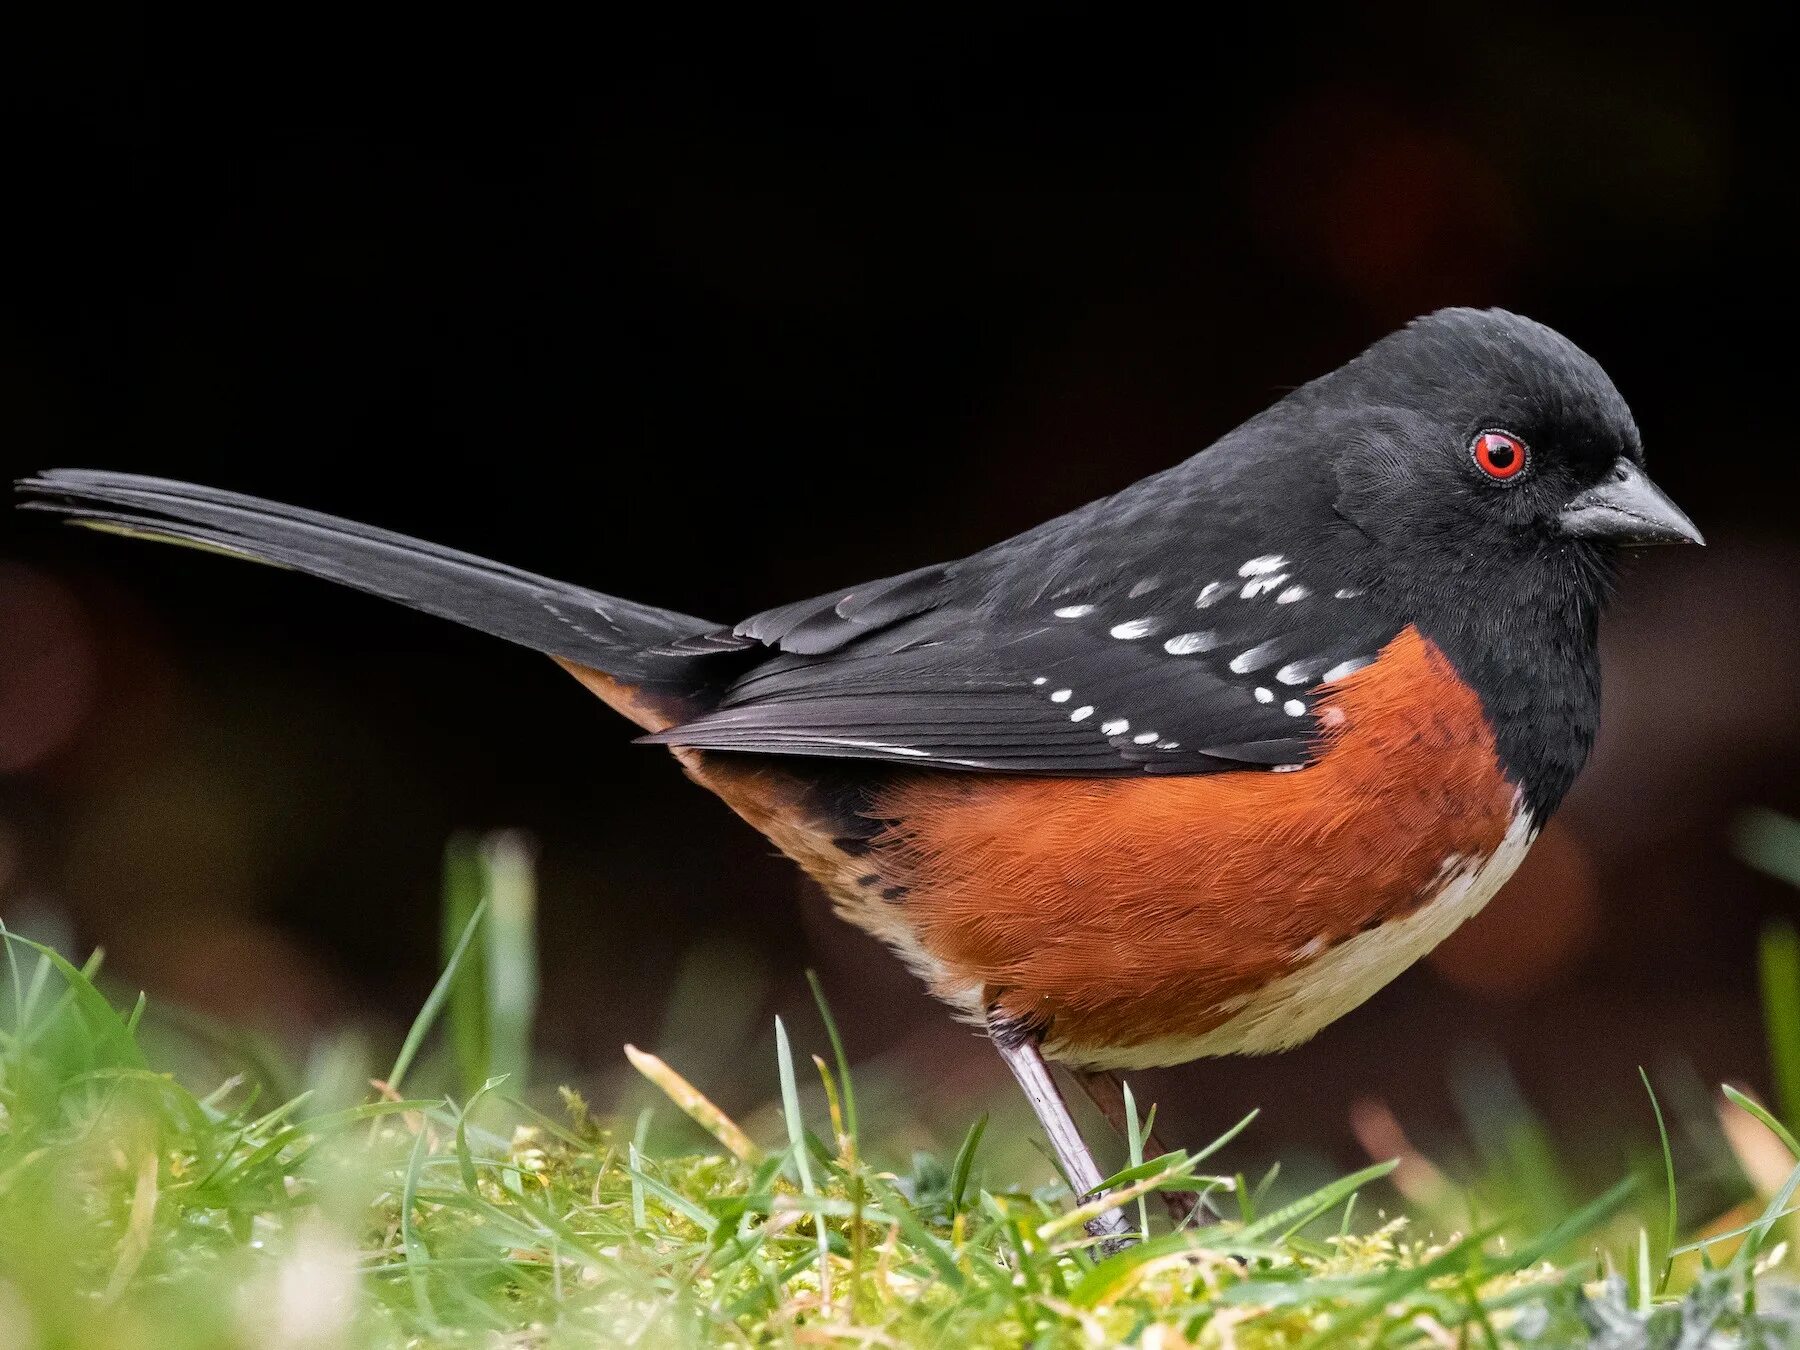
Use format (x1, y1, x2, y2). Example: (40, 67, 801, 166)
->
(16, 469, 721, 687)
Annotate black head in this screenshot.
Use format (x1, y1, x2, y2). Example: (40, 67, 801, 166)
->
(1295, 308, 1699, 818)
(1322, 308, 1699, 611)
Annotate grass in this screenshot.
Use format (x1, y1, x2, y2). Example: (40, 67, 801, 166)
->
(1, 819, 1799, 1346)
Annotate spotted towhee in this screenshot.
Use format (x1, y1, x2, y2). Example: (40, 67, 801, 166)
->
(18, 308, 1701, 1239)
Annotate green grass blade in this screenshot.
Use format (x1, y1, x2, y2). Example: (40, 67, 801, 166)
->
(1124, 1080, 1149, 1239)
(1245, 1161, 1282, 1221)
(440, 835, 489, 1098)
(1237, 1161, 1398, 1244)
(390, 897, 489, 1094)
(1180, 1108, 1258, 1171)
(1731, 1158, 1800, 1274)
(491, 1091, 590, 1149)
(949, 1113, 989, 1218)
(454, 1076, 507, 1195)
(480, 832, 537, 1093)
(0, 931, 143, 1069)
(1501, 1176, 1638, 1272)
(773, 1018, 813, 1194)
(1674, 1203, 1800, 1256)
(623, 1163, 718, 1233)
(805, 969, 857, 1144)
(1092, 1151, 1199, 1192)
(628, 1140, 647, 1231)
(1069, 1230, 1211, 1307)
(1640, 1067, 1677, 1294)
(629, 1105, 653, 1231)
(400, 1121, 439, 1327)
(1759, 921, 1800, 1134)
(17, 951, 55, 1036)
(1724, 1084, 1800, 1159)
(774, 1016, 830, 1298)
(2, 919, 25, 1030)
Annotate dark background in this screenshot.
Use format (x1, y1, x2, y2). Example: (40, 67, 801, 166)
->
(2, 8, 1796, 1165)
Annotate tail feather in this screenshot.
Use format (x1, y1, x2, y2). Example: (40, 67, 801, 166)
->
(16, 469, 721, 687)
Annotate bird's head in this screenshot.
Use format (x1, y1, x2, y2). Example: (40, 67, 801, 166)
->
(1318, 308, 1700, 622)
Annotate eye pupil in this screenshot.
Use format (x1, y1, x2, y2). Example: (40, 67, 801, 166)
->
(1472, 430, 1528, 481)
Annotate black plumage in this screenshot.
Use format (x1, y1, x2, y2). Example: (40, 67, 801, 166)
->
(17, 307, 1699, 822)
(15, 468, 715, 684)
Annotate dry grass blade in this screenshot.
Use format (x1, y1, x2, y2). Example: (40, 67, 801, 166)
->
(100, 1148, 159, 1304)
(625, 1043, 764, 1164)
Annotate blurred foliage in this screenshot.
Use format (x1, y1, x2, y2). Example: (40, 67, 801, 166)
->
(2, 823, 1800, 1345)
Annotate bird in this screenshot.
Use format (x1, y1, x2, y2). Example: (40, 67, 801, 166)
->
(17, 307, 1700, 1241)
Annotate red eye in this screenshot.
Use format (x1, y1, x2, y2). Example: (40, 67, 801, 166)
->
(1471, 429, 1528, 481)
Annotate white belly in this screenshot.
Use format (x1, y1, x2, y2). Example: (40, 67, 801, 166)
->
(1089, 806, 1537, 1070)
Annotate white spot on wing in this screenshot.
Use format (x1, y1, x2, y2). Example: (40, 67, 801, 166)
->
(1229, 640, 1281, 674)
(1070, 705, 1095, 722)
(1053, 604, 1095, 619)
(1322, 657, 1374, 684)
(1110, 617, 1157, 640)
(1240, 573, 1289, 599)
(1276, 585, 1309, 604)
(1128, 577, 1161, 597)
(1163, 631, 1217, 655)
(1276, 658, 1327, 686)
(1334, 588, 1364, 600)
(1100, 718, 1130, 735)
(1132, 731, 1159, 744)
(1050, 688, 1072, 703)
(1283, 699, 1306, 717)
(1031, 676, 1047, 685)
(1254, 686, 1275, 703)
(1239, 554, 1288, 576)
(1195, 581, 1226, 607)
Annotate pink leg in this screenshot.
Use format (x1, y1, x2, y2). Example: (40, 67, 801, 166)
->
(988, 1022, 1133, 1245)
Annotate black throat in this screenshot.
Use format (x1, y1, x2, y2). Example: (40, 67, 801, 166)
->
(1405, 551, 1613, 825)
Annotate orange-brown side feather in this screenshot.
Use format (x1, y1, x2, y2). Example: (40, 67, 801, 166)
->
(555, 630, 1520, 1065)
(865, 626, 1518, 1057)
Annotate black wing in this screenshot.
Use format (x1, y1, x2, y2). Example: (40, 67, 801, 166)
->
(18, 469, 716, 683)
(654, 562, 955, 657)
(647, 556, 1399, 774)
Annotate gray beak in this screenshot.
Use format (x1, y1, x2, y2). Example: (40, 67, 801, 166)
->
(1558, 459, 1704, 546)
